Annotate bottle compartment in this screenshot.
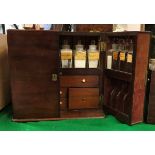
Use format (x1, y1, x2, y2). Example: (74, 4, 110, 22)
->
(106, 36, 136, 74)
(105, 78, 131, 115)
(59, 35, 101, 69)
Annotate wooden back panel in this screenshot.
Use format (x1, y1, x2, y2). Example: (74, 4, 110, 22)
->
(75, 24, 113, 32)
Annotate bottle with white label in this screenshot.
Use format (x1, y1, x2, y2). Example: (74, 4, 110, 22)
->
(88, 40, 100, 68)
(61, 40, 72, 68)
(74, 40, 86, 68)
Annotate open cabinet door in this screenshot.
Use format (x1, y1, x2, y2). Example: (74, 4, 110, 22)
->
(7, 30, 60, 121)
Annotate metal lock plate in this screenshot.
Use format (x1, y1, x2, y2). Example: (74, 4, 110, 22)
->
(52, 74, 57, 81)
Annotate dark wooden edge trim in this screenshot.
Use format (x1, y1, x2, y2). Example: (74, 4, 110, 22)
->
(103, 105, 130, 124)
(12, 116, 105, 122)
(105, 69, 132, 82)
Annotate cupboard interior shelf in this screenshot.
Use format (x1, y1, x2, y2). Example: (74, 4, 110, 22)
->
(105, 69, 132, 82)
(60, 68, 103, 75)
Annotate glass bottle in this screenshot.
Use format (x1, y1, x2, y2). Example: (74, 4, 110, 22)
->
(74, 40, 86, 68)
(112, 38, 120, 70)
(115, 83, 127, 112)
(126, 39, 133, 73)
(123, 91, 130, 114)
(119, 39, 127, 72)
(88, 40, 100, 68)
(61, 40, 72, 68)
(109, 81, 120, 108)
(109, 87, 116, 107)
(106, 49, 113, 69)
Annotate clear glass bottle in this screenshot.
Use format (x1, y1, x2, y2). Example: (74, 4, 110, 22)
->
(74, 40, 86, 68)
(109, 83, 120, 108)
(88, 40, 100, 68)
(115, 83, 127, 112)
(126, 39, 133, 73)
(60, 40, 72, 68)
(112, 38, 120, 70)
(119, 39, 127, 72)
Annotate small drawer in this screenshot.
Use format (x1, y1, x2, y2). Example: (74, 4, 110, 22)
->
(60, 76, 99, 87)
(69, 88, 99, 110)
(60, 88, 67, 98)
(60, 98, 67, 111)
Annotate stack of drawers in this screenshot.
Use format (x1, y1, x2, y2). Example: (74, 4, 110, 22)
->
(60, 75, 100, 111)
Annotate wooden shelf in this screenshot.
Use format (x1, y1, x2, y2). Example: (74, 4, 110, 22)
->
(105, 69, 132, 82)
(60, 68, 103, 75)
(107, 31, 151, 37)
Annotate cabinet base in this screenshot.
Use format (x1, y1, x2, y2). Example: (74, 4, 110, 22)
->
(12, 109, 105, 122)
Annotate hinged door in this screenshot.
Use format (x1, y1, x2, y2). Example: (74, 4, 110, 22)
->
(7, 30, 60, 120)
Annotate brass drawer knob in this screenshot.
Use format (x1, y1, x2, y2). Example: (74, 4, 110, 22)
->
(81, 79, 86, 83)
(60, 101, 62, 105)
(60, 91, 62, 95)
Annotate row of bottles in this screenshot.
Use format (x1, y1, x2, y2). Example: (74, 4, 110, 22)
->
(106, 38, 134, 73)
(60, 40, 100, 68)
(109, 80, 130, 114)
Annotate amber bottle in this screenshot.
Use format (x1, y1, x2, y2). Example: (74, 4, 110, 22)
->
(112, 38, 120, 70)
(125, 39, 133, 73)
(119, 39, 127, 72)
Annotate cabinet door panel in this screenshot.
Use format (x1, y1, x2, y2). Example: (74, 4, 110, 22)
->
(7, 30, 59, 120)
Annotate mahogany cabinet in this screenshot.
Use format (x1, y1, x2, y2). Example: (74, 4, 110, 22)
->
(7, 30, 150, 125)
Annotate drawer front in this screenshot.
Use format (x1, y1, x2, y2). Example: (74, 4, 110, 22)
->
(60, 98, 67, 111)
(60, 88, 67, 98)
(69, 88, 99, 109)
(60, 76, 99, 87)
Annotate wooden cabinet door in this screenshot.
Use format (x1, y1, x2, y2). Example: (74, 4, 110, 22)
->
(7, 30, 60, 121)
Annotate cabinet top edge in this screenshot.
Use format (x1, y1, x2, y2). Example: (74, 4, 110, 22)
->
(7, 29, 151, 36)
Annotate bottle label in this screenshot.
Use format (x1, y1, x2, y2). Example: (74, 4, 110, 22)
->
(75, 51, 86, 60)
(113, 51, 118, 60)
(61, 52, 72, 60)
(120, 52, 125, 61)
(127, 53, 132, 63)
(89, 52, 99, 60)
